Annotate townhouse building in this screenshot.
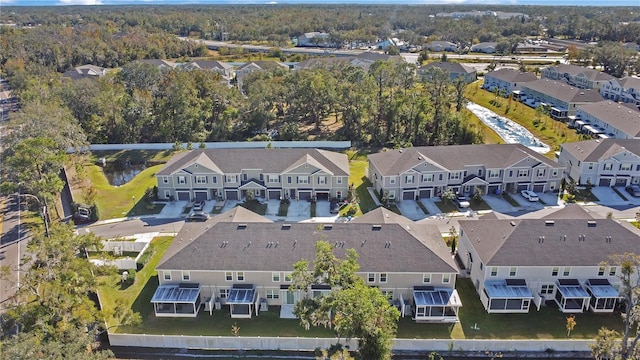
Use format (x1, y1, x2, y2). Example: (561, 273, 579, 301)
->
(572, 101, 640, 139)
(457, 205, 640, 314)
(519, 79, 604, 120)
(367, 144, 564, 201)
(600, 77, 640, 109)
(418, 62, 476, 84)
(152, 207, 461, 322)
(482, 69, 538, 96)
(557, 139, 640, 186)
(156, 148, 349, 202)
(541, 64, 615, 91)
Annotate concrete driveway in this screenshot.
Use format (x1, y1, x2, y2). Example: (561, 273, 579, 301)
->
(419, 198, 442, 216)
(590, 187, 639, 208)
(397, 200, 428, 221)
(512, 193, 545, 211)
(482, 195, 519, 213)
(265, 199, 280, 217)
(286, 200, 311, 221)
(539, 192, 562, 207)
(157, 200, 189, 218)
(315, 200, 332, 217)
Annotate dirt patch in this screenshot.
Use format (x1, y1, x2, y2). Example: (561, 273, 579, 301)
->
(295, 116, 343, 140)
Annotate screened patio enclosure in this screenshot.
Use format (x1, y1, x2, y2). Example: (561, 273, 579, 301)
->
(585, 278, 620, 313)
(483, 279, 533, 313)
(227, 284, 259, 318)
(412, 286, 462, 323)
(554, 279, 590, 313)
(151, 283, 201, 317)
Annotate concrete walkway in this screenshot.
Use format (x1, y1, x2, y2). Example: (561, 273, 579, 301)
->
(367, 187, 382, 206)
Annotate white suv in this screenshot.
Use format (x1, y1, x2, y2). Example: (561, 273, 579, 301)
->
(520, 190, 539, 202)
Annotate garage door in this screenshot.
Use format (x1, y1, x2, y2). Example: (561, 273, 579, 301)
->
(533, 184, 545, 193)
(225, 190, 238, 200)
(268, 190, 281, 200)
(402, 191, 414, 200)
(488, 185, 500, 195)
(517, 184, 529, 192)
(194, 191, 208, 201)
(176, 192, 190, 201)
(316, 192, 329, 201)
(298, 191, 312, 201)
(419, 189, 431, 199)
(615, 178, 627, 186)
(599, 178, 611, 187)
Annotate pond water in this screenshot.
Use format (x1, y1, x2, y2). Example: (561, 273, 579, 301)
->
(102, 162, 147, 186)
(466, 102, 550, 154)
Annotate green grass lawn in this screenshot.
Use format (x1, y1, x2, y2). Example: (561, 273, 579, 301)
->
(469, 198, 491, 211)
(501, 193, 521, 207)
(82, 164, 165, 219)
(435, 200, 459, 214)
(462, 107, 505, 146)
(349, 160, 378, 216)
(238, 200, 268, 215)
(466, 82, 583, 158)
(278, 201, 290, 217)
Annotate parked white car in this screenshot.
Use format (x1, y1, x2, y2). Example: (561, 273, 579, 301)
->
(456, 193, 470, 208)
(520, 190, 539, 202)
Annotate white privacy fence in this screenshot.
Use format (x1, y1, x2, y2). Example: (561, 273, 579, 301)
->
(69, 141, 352, 152)
(108, 333, 594, 353)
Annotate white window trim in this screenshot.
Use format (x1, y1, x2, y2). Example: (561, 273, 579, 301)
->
(182, 271, 191, 281)
(442, 274, 451, 284)
(367, 273, 375, 283)
(422, 273, 431, 283)
(272, 272, 280, 282)
(225, 271, 233, 281)
(337, 177, 343, 184)
(163, 271, 171, 281)
(237, 271, 245, 282)
(379, 273, 388, 283)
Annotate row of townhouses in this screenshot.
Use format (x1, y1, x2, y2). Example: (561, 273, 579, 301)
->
(151, 204, 640, 321)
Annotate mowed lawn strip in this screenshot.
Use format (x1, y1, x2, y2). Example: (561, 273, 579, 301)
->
(84, 164, 165, 219)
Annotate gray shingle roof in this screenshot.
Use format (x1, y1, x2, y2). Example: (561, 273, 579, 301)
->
(419, 62, 475, 75)
(459, 212, 640, 266)
(522, 79, 604, 103)
(368, 144, 560, 176)
(237, 61, 288, 71)
(157, 148, 349, 176)
(157, 221, 457, 273)
(577, 101, 640, 137)
(485, 69, 538, 83)
(560, 139, 640, 162)
(351, 207, 414, 225)
(186, 60, 233, 70)
(618, 77, 640, 90)
(545, 64, 615, 82)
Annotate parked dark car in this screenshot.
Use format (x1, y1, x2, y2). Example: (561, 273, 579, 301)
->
(188, 211, 210, 222)
(626, 185, 640, 197)
(192, 200, 205, 211)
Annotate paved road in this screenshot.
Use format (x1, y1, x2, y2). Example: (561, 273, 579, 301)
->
(0, 196, 26, 312)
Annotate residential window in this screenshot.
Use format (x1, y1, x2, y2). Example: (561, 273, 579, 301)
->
(225, 272, 233, 281)
(552, 169, 558, 176)
(609, 267, 617, 276)
(489, 170, 500, 179)
(508, 170, 513, 177)
(337, 178, 343, 184)
(588, 163, 594, 170)
(272, 272, 280, 282)
(563, 267, 571, 277)
(182, 271, 190, 281)
(163, 271, 171, 281)
(287, 176, 292, 184)
(442, 274, 451, 283)
(178, 176, 186, 184)
(243, 174, 248, 181)
(423, 174, 434, 182)
(382, 290, 394, 300)
(490, 267, 498, 277)
(604, 163, 613, 171)
(162, 176, 169, 184)
(439, 174, 443, 181)
(423, 273, 431, 283)
(450, 172, 461, 180)
(540, 284, 555, 295)
(195, 176, 207, 184)
(237, 272, 245, 282)
(509, 267, 517, 277)
(219, 288, 230, 299)
(406, 175, 414, 184)
(379, 273, 388, 283)
(266, 289, 280, 299)
(318, 176, 327, 185)
(552, 267, 559, 276)
(517, 169, 528, 177)
(298, 176, 309, 184)
(367, 273, 375, 283)
(536, 169, 545, 177)
(621, 163, 632, 171)
(212, 176, 217, 184)
(598, 266, 606, 276)
(268, 175, 279, 183)
(390, 177, 396, 184)
(284, 272, 292, 282)
(225, 175, 236, 183)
